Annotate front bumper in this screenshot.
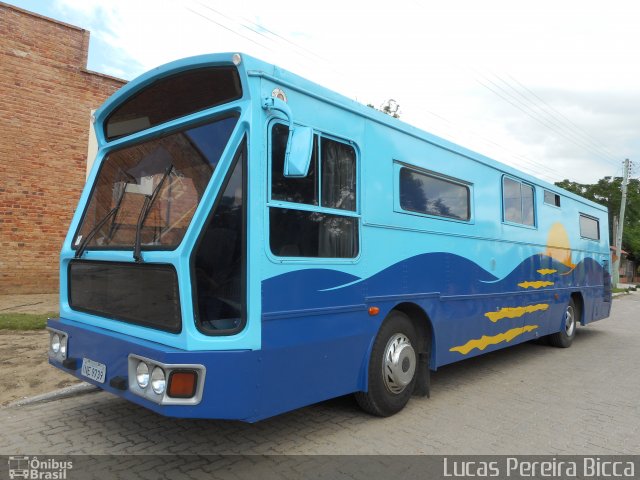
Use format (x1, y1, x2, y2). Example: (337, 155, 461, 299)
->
(47, 317, 260, 421)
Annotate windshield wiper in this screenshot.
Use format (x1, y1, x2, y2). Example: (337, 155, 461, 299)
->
(133, 164, 174, 262)
(74, 180, 129, 259)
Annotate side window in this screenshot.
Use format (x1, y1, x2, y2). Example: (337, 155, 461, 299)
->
(271, 123, 318, 205)
(503, 176, 535, 226)
(579, 214, 600, 240)
(321, 138, 356, 211)
(269, 124, 359, 259)
(399, 167, 470, 221)
(544, 190, 561, 207)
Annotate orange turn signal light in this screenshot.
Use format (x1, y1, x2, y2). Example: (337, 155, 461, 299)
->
(368, 306, 380, 316)
(168, 370, 197, 398)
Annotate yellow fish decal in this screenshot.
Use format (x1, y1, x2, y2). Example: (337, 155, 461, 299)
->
(537, 269, 557, 275)
(518, 281, 554, 289)
(450, 325, 539, 355)
(484, 304, 549, 322)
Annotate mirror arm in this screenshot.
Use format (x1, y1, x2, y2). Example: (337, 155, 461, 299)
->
(262, 97, 293, 130)
(262, 96, 313, 178)
(262, 96, 295, 172)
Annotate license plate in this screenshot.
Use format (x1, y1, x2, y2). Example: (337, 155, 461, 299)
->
(81, 358, 106, 384)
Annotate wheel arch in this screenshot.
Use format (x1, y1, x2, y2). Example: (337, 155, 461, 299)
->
(570, 291, 585, 325)
(357, 302, 437, 395)
(391, 302, 436, 366)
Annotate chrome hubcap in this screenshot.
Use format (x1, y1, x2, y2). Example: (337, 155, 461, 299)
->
(382, 333, 416, 394)
(564, 305, 576, 337)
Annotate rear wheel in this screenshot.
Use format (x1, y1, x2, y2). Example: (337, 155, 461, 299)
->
(549, 299, 577, 348)
(355, 311, 418, 417)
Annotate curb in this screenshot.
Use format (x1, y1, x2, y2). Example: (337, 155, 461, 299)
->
(4, 382, 99, 408)
(612, 290, 637, 298)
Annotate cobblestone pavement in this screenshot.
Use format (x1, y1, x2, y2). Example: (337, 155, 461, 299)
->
(1, 295, 638, 457)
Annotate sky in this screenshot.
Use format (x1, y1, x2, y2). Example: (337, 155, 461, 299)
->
(9, 0, 639, 184)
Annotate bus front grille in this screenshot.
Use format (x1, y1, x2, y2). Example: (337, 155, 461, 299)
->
(68, 260, 182, 333)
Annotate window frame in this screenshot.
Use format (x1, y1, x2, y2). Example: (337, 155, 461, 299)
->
(543, 190, 561, 208)
(266, 120, 361, 263)
(501, 175, 537, 228)
(190, 137, 248, 336)
(394, 162, 473, 223)
(579, 213, 600, 241)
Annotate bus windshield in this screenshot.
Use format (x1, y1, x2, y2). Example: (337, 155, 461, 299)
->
(74, 115, 238, 252)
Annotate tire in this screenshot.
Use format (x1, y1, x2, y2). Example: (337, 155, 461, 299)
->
(549, 298, 578, 348)
(355, 311, 419, 417)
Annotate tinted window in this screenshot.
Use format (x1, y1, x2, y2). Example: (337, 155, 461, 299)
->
(399, 168, 470, 220)
(544, 190, 561, 207)
(503, 177, 523, 223)
(271, 123, 318, 205)
(270, 209, 358, 258)
(522, 183, 535, 226)
(580, 214, 599, 240)
(105, 67, 242, 140)
(503, 177, 535, 226)
(321, 138, 356, 211)
(193, 141, 246, 334)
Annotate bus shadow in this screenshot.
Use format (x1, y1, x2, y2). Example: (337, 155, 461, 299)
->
(431, 326, 606, 388)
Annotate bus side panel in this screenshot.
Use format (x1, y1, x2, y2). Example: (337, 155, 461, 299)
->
(256, 310, 377, 420)
(258, 247, 610, 414)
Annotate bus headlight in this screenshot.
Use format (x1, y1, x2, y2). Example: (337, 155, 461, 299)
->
(151, 367, 166, 395)
(47, 328, 68, 361)
(136, 362, 149, 389)
(128, 354, 205, 405)
(51, 334, 61, 354)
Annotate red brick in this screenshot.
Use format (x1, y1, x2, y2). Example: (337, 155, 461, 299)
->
(0, 2, 126, 294)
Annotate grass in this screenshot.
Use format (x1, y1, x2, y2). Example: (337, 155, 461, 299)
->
(0, 312, 57, 330)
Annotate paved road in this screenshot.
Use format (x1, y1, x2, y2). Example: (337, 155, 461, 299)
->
(1, 295, 639, 458)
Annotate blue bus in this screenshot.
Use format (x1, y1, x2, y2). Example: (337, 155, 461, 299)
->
(47, 53, 612, 421)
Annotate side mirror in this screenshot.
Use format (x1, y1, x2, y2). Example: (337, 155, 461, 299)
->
(262, 96, 313, 177)
(284, 126, 313, 177)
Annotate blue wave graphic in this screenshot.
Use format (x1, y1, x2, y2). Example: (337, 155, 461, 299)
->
(263, 253, 606, 314)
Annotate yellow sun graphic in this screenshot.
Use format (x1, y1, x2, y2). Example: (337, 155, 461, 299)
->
(544, 222, 574, 268)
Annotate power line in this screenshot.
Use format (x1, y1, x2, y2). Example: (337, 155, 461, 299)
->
(494, 73, 621, 164)
(187, 0, 341, 79)
(184, 6, 275, 53)
(184, 4, 619, 183)
(472, 70, 620, 169)
(504, 74, 621, 162)
(419, 109, 564, 183)
(476, 71, 619, 168)
(194, 1, 330, 64)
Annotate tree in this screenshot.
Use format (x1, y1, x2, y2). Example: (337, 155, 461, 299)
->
(367, 99, 401, 118)
(555, 176, 640, 259)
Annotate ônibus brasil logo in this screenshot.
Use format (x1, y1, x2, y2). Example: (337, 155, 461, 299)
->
(8, 456, 73, 479)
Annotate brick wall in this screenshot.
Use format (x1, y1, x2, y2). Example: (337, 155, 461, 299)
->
(0, 2, 126, 294)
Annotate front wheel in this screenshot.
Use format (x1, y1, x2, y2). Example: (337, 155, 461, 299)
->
(355, 311, 418, 417)
(549, 299, 577, 348)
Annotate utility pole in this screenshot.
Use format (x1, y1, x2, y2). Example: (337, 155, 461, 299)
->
(612, 158, 631, 286)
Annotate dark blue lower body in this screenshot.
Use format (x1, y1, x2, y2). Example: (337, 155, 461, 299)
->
(48, 253, 612, 421)
(47, 314, 373, 422)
